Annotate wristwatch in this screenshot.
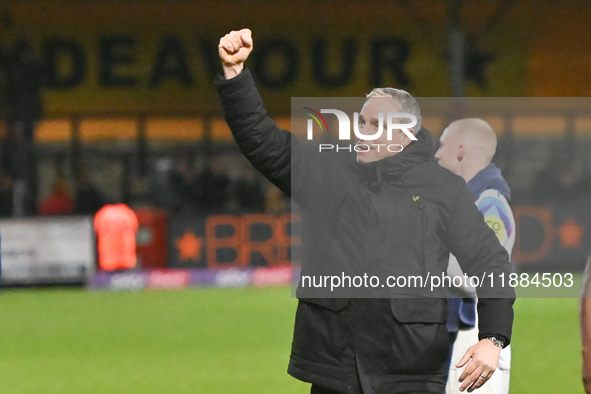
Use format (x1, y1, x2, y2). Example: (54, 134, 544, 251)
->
(484, 336, 506, 348)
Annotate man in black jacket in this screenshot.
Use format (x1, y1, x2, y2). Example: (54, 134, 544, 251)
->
(215, 29, 514, 394)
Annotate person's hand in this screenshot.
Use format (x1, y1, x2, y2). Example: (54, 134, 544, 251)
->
(218, 29, 253, 79)
(581, 257, 591, 393)
(456, 339, 502, 392)
(582, 346, 591, 393)
(583, 368, 591, 394)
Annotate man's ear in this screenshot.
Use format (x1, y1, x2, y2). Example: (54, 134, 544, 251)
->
(457, 145, 465, 162)
(402, 129, 416, 146)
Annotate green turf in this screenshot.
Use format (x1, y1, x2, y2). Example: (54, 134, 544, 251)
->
(0, 287, 307, 394)
(511, 297, 582, 394)
(0, 287, 583, 393)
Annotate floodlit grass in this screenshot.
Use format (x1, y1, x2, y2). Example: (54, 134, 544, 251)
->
(0, 287, 583, 393)
(0, 287, 306, 394)
(511, 297, 581, 394)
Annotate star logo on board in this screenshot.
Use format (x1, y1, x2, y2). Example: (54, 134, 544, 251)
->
(558, 218, 584, 249)
(175, 231, 202, 261)
(445, 39, 496, 91)
(464, 41, 496, 90)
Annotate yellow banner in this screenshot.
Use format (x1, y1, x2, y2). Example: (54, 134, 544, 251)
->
(0, 0, 537, 116)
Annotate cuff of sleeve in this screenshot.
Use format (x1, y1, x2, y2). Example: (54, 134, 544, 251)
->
(213, 67, 254, 93)
(478, 333, 510, 348)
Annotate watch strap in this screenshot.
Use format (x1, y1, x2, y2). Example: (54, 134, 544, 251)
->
(484, 336, 505, 348)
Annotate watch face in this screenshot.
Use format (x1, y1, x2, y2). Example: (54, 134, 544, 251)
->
(486, 337, 504, 348)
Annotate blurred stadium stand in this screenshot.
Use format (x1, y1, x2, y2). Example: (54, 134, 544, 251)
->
(1, 0, 591, 284)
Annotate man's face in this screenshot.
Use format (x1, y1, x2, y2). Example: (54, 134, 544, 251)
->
(355, 97, 413, 163)
(434, 125, 461, 174)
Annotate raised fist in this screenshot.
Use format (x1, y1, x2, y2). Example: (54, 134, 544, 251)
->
(218, 29, 253, 79)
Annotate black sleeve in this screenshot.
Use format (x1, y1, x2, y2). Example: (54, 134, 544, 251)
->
(445, 179, 515, 346)
(214, 68, 326, 207)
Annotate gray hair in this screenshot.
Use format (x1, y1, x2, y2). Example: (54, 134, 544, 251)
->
(366, 88, 422, 135)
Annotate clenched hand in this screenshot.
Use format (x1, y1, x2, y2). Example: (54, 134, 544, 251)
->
(218, 28, 253, 80)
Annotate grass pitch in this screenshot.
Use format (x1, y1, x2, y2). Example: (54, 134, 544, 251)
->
(0, 287, 582, 393)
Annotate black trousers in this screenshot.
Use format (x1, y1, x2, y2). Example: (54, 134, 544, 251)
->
(310, 384, 440, 394)
(311, 385, 344, 394)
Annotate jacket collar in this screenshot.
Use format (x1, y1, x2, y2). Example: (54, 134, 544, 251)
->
(466, 164, 511, 202)
(353, 127, 435, 186)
